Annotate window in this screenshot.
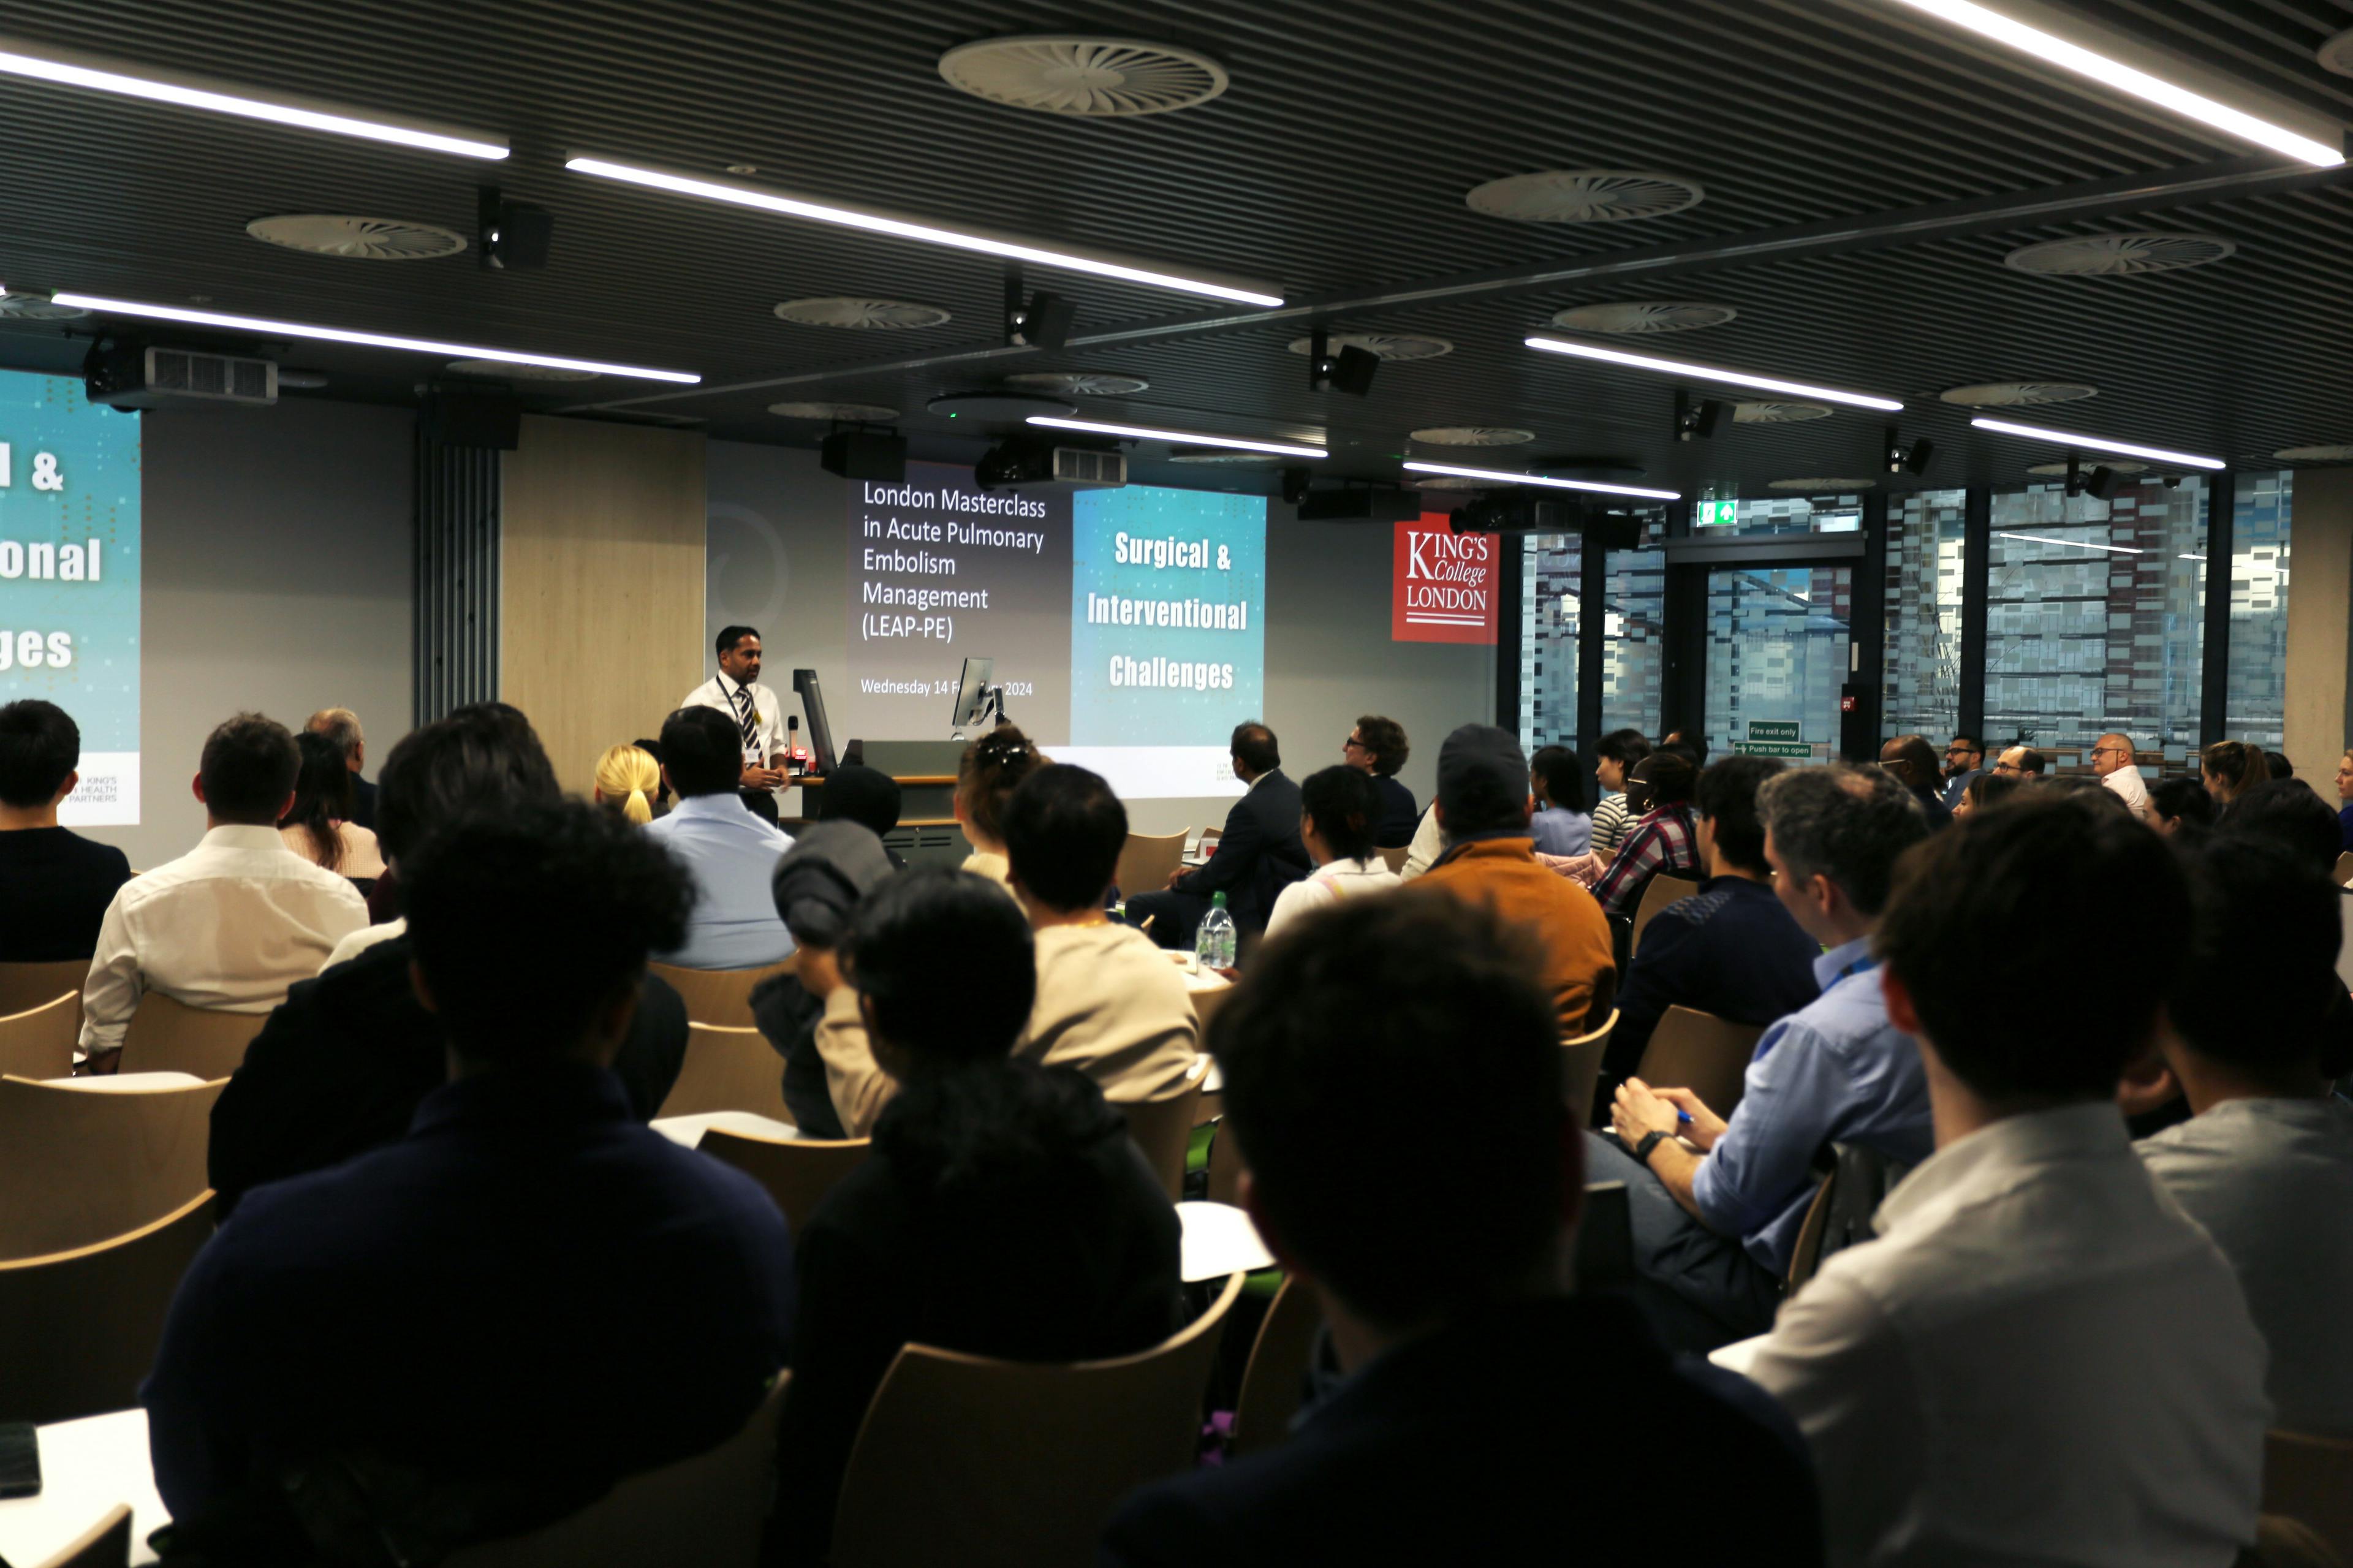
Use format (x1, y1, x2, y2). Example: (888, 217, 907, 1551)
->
(1703, 565, 1851, 763)
(2225, 471, 2291, 750)
(1702, 493, 1866, 537)
(1601, 516, 1668, 740)
(1518, 533, 1580, 754)
(1882, 488, 1967, 742)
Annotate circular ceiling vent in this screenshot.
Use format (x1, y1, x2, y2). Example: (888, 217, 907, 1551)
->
(0, 292, 87, 320)
(1466, 170, 1705, 223)
(1939, 381, 2097, 406)
(2003, 233, 2236, 276)
(1002, 371, 1150, 396)
(1548, 301, 1737, 334)
(938, 36, 1229, 116)
(2028, 458, 2146, 477)
(1284, 331, 1453, 362)
(1409, 426, 1533, 446)
(1733, 401, 1832, 424)
(444, 358, 597, 382)
(769, 401, 899, 422)
(1169, 447, 1283, 465)
(2320, 27, 2353, 76)
(1768, 477, 1877, 492)
(2274, 443, 2353, 463)
(1407, 474, 1491, 490)
(246, 214, 466, 260)
(926, 390, 1075, 420)
(775, 297, 952, 329)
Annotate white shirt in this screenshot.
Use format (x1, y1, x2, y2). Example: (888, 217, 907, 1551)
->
(80, 824, 371, 1054)
(1264, 857, 1401, 938)
(2101, 765, 2152, 820)
(1400, 805, 1447, 881)
(321, 916, 407, 972)
(680, 673, 787, 766)
(1745, 1101, 2268, 1568)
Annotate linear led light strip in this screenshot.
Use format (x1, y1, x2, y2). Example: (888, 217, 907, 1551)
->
(1885, 0, 2343, 169)
(1028, 416, 1325, 458)
(1969, 417, 2224, 469)
(40, 293, 699, 383)
(1996, 530, 2143, 555)
(1403, 461, 1680, 500)
(0, 37, 506, 159)
(568, 159, 1285, 309)
(1522, 336, 1902, 412)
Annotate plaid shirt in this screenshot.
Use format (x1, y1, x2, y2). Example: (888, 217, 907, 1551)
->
(1592, 803, 1701, 917)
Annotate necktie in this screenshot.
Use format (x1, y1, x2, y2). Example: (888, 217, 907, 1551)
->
(729, 681, 759, 755)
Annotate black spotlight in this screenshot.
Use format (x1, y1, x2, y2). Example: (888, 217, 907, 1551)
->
(1007, 290, 1075, 350)
(1676, 390, 1726, 442)
(478, 187, 553, 271)
(1280, 466, 1314, 506)
(1306, 328, 1379, 396)
(1885, 428, 1934, 474)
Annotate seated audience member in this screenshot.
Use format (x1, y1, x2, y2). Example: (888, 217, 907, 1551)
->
(1528, 743, 1593, 857)
(2336, 749, 2353, 853)
(1659, 732, 1706, 770)
(1100, 895, 1821, 1566)
(1415, 725, 1612, 1035)
(1128, 722, 1308, 947)
(2140, 836, 2353, 1436)
(1603, 756, 1821, 1091)
(593, 741, 661, 824)
(1990, 743, 2047, 779)
(81, 714, 368, 1068)
(1398, 800, 1446, 880)
(1590, 751, 1700, 917)
(2090, 730, 2151, 820)
(631, 736, 673, 816)
(0, 699, 131, 962)
(211, 705, 688, 1217)
(1936, 735, 1985, 811)
(951, 724, 1045, 889)
(2150, 773, 2216, 838)
(1952, 770, 2021, 819)
(1343, 714, 1418, 848)
(304, 707, 375, 830)
(2034, 773, 2139, 819)
(278, 730, 386, 881)
(775, 868, 1181, 1563)
(755, 822, 898, 1137)
(147, 801, 793, 1555)
(2203, 738, 2270, 810)
(1264, 765, 1401, 938)
(2222, 778, 2341, 877)
(816, 762, 906, 867)
(646, 705, 796, 969)
(1588, 727, 1653, 858)
(2268, 750, 2297, 781)
(1593, 764, 1934, 1350)
(1745, 795, 2268, 1567)
(1877, 733, 1953, 831)
(740, 787, 783, 830)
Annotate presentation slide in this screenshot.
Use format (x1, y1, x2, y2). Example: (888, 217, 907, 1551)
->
(0, 372, 140, 824)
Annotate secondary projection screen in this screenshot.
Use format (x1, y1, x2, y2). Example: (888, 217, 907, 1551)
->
(0, 372, 140, 824)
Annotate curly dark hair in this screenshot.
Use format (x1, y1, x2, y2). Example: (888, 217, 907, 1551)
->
(1352, 715, 1409, 778)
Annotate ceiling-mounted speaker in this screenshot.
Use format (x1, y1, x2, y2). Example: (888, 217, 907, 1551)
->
(2085, 465, 2121, 501)
(1306, 328, 1379, 396)
(1008, 290, 1076, 350)
(821, 428, 907, 482)
(1280, 467, 1314, 506)
(421, 387, 521, 450)
(479, 187, 553, 271)
(1297, 488, 1419, 523)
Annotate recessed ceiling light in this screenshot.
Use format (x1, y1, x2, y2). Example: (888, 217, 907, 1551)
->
(47, 292, 697, 382)
(1940, 381, 2097, 406)
(1466, 170, 1705, 222)
(1885, 0, 2343, 167)
(1028, 415, 1326, 458)
(1767, 477, 1878, 492)
(775, 297, 951, 330)
(1996, 530, 2143, 555)
(1969, 416, 2223, 469)
(1402, 461, 1678, 499)
(567, 157, 1283, 308)
(938, 36, 1229, 116)
(0, 37, 507, 159)
(2273, 443, 2353, 463)
(1525, 335, 1901, 411)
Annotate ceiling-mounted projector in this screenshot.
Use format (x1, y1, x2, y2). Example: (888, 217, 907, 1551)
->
(84, 338, 276, 408)
(974, 438, 1125, 491)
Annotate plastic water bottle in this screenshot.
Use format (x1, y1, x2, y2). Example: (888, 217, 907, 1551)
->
(1197, 891, 1237, 971)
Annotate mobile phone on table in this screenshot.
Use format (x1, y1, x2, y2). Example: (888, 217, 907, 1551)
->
(0, 1420, 40, 1497)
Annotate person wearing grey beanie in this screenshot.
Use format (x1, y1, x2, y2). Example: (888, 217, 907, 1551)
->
(754, 820, 898, 1135)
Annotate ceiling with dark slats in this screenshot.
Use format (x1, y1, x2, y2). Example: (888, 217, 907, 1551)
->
(3, 0, 2352, 499)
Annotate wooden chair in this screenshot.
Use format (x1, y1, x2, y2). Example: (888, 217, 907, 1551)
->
(831, 1271, 1245, 1568)
(698, 1128, 872, 1233)
(2265, 1430, 2353, 1562)
(646, 958, 797, 1030)
(1230, 1273, 1323, 1458)
(29, 1503, 133, 1568)
(0, 1075, 226, 1261)
(2241, 1515, 2345, 1568)
(1118, 1059, 1210, 1202)
(1115, 831, 1188, 900)
(1783, 1170, 1838, 1297)
(656, 1023, 795, 1123)
(0, 960, 85, 1021)
(1631, 871, 1702, 953)
(116, 994, 267, 1080)
(1378, 845, 1411, 875)
(1561, 1009, 1619, 1127)
(1635, 1006, 1765, 1119)
(0, 1192, 214, 1425)
(0, 992, 77, 1081)
(445, 1374, 790, 1568)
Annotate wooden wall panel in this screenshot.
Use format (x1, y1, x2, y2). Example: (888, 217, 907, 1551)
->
(501, 416, 706, 791)
(2284, 466, 2353, 787)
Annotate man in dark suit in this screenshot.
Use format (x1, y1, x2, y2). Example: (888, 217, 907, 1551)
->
(1100, 893, 1823, 1566)
(1126, 721, 1308, 949)
(306, 707, 377, 830)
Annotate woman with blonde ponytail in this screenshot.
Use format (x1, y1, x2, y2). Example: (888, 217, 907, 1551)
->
(593, 743, 661, 825)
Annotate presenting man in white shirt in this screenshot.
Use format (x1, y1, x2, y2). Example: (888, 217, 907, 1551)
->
(680, 625, 787, 790)
(2090, 730, 2150, 820)
(80, 713, 369, 1069)
(1743, 793, 2267, 1568)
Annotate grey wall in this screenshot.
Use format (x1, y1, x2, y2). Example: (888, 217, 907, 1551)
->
(83, 399, 413, 871)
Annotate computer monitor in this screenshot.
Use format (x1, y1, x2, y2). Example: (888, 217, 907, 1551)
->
(791, 668, 839, 776)
(947, 657, 997, 733)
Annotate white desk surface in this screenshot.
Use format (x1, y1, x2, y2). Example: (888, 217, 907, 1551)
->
(1176, 1200, 1274, 1282)
(0, 1408, 166, 1567)
(650, 1110, 800, 1148)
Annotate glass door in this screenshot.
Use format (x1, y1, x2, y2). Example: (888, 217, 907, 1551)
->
(1702, 564, 1852, 764)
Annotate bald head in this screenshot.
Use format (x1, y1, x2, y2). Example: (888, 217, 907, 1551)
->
(1878, 734, 1940, 793)
(1994, 746, 2047, 779)
(306, 708, 365, 771)
(2090, 733, 2138, 779)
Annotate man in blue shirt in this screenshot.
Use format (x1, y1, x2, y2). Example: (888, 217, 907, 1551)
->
(144, 800, 794, 1557)
(1588, 763, 1936, 1351)
(646, 705, 796, 969)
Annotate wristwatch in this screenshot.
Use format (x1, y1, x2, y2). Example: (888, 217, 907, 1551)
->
(1632, 1129, 1669, 1167)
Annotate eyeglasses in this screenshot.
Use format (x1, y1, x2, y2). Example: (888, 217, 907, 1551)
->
(1991, 762, 2023, 775)
(1342, 735, 1368, 752)
(2089, 744, 2129, 757)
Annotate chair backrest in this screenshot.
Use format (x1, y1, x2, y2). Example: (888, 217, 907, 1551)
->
(116, 994, 267, 1080)
(1230, 1273, 1324, 1458)
(1635, 1005, 1766, 1118)
(1114, 831, 1189, 900)
(0, 1075, 227, 1261)
(656, 1023, 795, 1123)
(2336, 851, 2353, 887)
(1560, 1009, 1619, 1127)
(444, 1374, 790, 1568)
(1783, 1170, 1838, 1296)
(832, 1271, 1245, 1568)
(1117, 1061, 1209, 1202)
(697, 1129, 873, 1234)
(1631, 871, 1702, 953)
(2265, 1429, 2353, 1563)
(0, 992, 78, 1081)
(1189, 980, 1234, 1039)
(0, 1192, 214, 1425)
(0, 960, 86, 1022)
(29, 1502, 133, 1568)
(1377, 844, 1410, 875)
(1586, 964, 1617, 1035)
(646, 958, 797, 1031)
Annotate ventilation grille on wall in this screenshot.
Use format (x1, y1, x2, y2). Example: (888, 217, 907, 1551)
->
(1053, 447, 1127, 485)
